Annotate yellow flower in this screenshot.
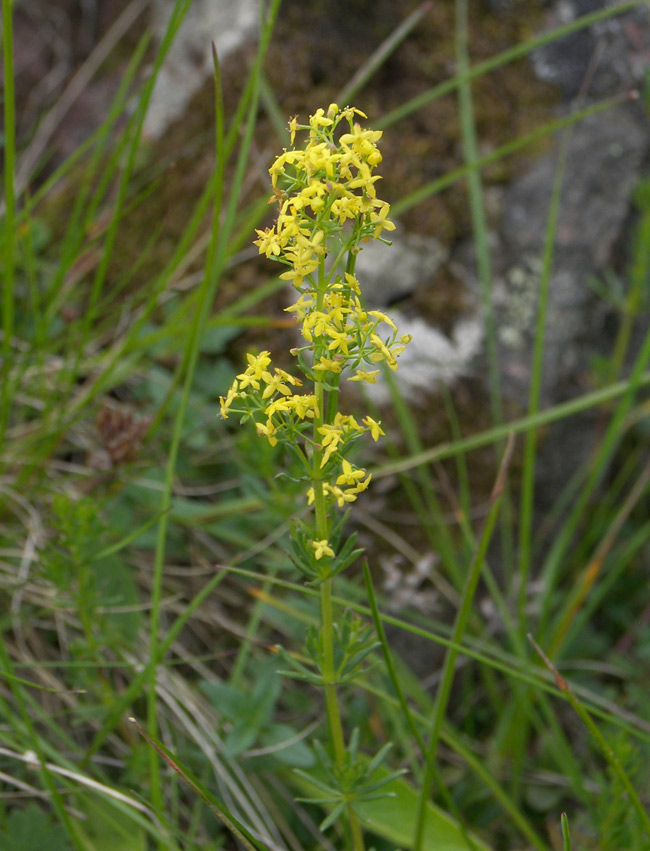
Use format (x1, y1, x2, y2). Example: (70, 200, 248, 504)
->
(284, 394, 319, 419)
(369, 309, 396, 330)
(303, 310, 335, 340)
(318, 423, 343, 467)
(222, 104, 412, 514)
(261, 370, 294, 399)
(350, 474, 371, 495)
(265, 397, 292, 418)
(254, 227, 284, 258)
(344, 273, 361, 294)
(334, 412, 362, 432)
(313, 539, 334, 560)
(219, 381, 239, 418)
(309, 108, 334, 130)
(339, 106, 367, 121)
(348, 369, 380, 384)
(255, 420, 278, 447)
(288, 115, 299, 145)
(330, 485, 358, 507)
(369, 334, 394, 366)
(362, 416, 385, 441)
(327, 330, 350, 356)
(369, 201, 396, 238)
(331, 194, 362, 223)
(313, 356, 343, 373)
(336, 459, 366, 487)
(284, 294, 314, 319)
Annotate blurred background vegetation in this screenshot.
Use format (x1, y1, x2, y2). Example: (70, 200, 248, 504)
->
(1, 0, 650, 848)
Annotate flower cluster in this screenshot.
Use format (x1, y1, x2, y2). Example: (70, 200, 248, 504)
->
(255, 104, 394, 291)
(220, 104, 410, 527)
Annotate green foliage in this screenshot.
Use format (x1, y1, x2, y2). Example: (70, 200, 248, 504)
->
(287, 512, 364, 584)
(74, 799, 146, 851)
(589, 733, 650, 851)
(295, 730, 405, 831)
(2, 0, 650, 849)
(40, 492, 141, 652)
(200, 659, 314, 767)
(0, 805, 68, 851)
(277, 610, 378, 686)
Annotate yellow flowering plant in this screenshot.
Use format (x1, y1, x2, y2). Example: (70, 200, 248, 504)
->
(220, 104, 411, 848)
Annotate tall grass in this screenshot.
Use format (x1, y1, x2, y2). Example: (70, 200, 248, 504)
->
(1, 0, 649, 849)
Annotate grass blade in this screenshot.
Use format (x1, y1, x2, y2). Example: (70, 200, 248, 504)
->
(413, 435, 515, 850)
(376, 0, 646, 130)
(529, 635, 650, 840)
(129, 718, 270, 851)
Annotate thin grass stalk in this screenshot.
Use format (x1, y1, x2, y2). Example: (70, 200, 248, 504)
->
(517, 134, 570, 639)
(22, 190, 42, 340)
(0, 736, 175, 846)
(0, 643, 87, 849)
(355, 666, 548, 849)
(503, 129, 572, 799)
(442, 481, 522, 655)
(530, 635, 650, 839)
(381, 369, 465, 589)
(364, 563, 425, 754)
(548, 456, 650, 656)
(413, 435, 515, 850)
(430, 460, 523, 713)
(42, 33, 151, 329)
(13, 0, 149, 195)
(259, 71, 290, 143)
(336, 2, 432, 106)
(221, 563, 650, 746)
(376, 0, 646, 130)
(229, 573, 276, 688)
(146, 0, 281, 826)
(440, 385, 473, 540)
(561, 813, 571, 850)
(0, 0, 17, 453)
(363, 565, 482, 851)
(443, 721, 548, 851)
(609, 189, 650, 381)
(130, 719, 268, 851)
(455, 0, 502, 426)
(73, 0, 194, 375)
(22, 38, 150, 442)
(9, 11, 189, 494)
(10, 0, 269, 487)
(391, 92, 636, 217)
(84, 568, 229, 762)
(564, 521, 650, 649)
(374, 366, 650, 480)
(583, 440, 645, 533)
(537, 324, 650, 641)
(533, 694, 591, 807)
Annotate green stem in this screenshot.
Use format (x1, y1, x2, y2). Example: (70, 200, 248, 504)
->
(312, 455, 345, 763)
(311, 258, 364, 850)
(314, 480, 364, 850)
(348, 808, 366, 851)
(319, 577, 346, 766)
(0, 0, 16, 456)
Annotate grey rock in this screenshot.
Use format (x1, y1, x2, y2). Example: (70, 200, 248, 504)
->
(493, 100, 649, 404)
(354, 229, 447, 307)
(145, 0, 260, 139)
(531, 0, 650, 99)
